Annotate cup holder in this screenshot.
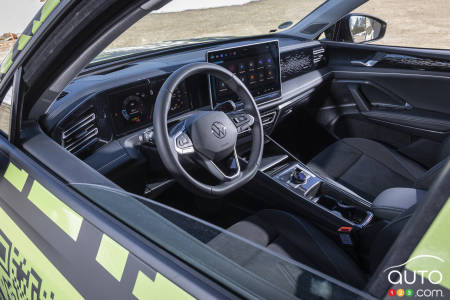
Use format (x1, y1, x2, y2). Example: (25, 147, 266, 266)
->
(317, 195, 368, 224)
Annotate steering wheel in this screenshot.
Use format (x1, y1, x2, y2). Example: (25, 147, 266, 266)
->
(153, 62, 264, 197)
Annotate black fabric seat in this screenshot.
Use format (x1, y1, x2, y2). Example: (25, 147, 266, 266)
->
(208, 208, 416, 295)
(307, 138, 449, 201)
(208, 210, 367, 291)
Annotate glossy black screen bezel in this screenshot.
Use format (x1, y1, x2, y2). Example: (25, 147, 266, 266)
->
(207, 40, 282, 106)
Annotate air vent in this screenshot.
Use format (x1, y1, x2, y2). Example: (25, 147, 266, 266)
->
(61, 111, 99, 157)
(312, 46, 326, 65)
(261, 111, 277, 126)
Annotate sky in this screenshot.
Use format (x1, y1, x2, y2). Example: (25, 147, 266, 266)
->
(0, 0, 44, 33)
(0, 0, 257, 33)
(154, 0, 257, 13)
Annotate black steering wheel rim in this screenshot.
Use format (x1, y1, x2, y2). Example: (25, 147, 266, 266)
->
(153, 62, 264, 197)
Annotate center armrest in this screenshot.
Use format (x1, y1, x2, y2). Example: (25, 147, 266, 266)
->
(372, 188, 427, 220)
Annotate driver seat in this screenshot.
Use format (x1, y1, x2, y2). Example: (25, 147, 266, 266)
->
(208, 208, 414, 294)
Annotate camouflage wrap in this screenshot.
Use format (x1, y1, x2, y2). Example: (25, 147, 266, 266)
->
(0, 0, 61, 81)
(0, 160, 194, 299)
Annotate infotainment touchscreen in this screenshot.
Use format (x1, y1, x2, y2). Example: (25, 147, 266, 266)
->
(207, 41, 281, 105)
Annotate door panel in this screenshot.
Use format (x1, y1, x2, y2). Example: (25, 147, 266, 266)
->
(332, 69, 450, 115)
(316, 42, 450, 166)
(0, 136, 207, 300)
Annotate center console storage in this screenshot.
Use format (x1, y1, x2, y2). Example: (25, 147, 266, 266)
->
(241, 137, 373, 229)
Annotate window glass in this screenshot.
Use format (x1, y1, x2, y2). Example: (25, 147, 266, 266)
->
(70, 183, 372, 299)
(1, 1, 45, 59)
(94, 0, 325, 63)
(0, 86, 12, 136)
(353, 0, 450, 49)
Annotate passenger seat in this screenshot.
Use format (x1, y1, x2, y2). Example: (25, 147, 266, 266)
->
(307, 137, 450, 201)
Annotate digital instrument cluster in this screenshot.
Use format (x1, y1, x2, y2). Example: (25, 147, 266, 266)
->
(109, 76, 191, 136)
(207, 41, 281, 105)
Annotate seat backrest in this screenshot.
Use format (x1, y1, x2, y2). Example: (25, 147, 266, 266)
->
(370, 137, 450, 262)
(438, 135, 450, 162)
(416, 156, 450, 190)
(415, 135, 450, 190)
(368, 205, 417, 273)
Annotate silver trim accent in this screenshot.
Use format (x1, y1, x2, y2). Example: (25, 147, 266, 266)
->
(261, 111, 277, 126)
(350, 59, 379, 67)
(278, 90, 314, 110)
(173, 123, 194, 155)
(209, 148, 241, 181)
(333, 70, 450, 80)
(312, 46, 325, 64)
(274, 164, 321, 197)
(359, 211, 374, 228)
(65, 128, 98, 153)
(61, 112, 99, 154)
(62, 113, 96, 139)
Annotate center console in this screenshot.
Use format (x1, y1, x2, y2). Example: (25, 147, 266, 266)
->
(241, 137, 373, 230)
(273, 164, 321, 199)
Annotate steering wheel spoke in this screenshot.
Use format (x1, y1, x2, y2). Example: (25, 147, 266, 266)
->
(170, 121, 194, 155)
(227, 111, 255, 134)
(196, 148, 241, 182)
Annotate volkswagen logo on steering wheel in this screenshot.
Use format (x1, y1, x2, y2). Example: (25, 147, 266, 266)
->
(211, 121, 227, 139)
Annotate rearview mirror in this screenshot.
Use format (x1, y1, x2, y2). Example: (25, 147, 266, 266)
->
(349, 15, 386, 43)
(323, 14, 386, 44)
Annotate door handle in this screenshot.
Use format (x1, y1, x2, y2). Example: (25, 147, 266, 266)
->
(350, 59, 379, 67)
(350, 52, 386, 67)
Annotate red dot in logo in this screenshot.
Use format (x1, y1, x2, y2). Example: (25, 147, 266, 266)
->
(388, 289, 396, 297)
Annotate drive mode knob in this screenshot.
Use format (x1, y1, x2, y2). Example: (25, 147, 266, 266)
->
(290, 169, 307, 184)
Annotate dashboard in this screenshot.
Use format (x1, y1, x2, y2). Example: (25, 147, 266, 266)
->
(45, 36, 328, 166)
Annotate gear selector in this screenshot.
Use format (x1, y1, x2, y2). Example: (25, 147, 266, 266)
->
(290, 168, 307, 184)
(273, 164, 322, 198)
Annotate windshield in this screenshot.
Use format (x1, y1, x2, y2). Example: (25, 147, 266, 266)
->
(94, 0, 325, 63)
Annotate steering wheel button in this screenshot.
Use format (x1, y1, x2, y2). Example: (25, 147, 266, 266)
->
(238, 115, 247, 122)
(176, 133, 192, 148)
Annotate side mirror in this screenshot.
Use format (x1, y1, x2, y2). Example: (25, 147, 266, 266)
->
(349, 15, 386, 43)
(324, 14, 387, 44)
